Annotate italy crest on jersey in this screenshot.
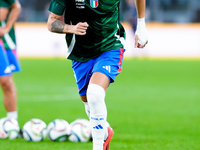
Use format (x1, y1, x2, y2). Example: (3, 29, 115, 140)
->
(90, 0, 98, 8)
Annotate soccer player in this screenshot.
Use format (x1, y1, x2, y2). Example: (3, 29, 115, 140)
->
(0, 0, 22, 136)
(47, 0, 148, 149)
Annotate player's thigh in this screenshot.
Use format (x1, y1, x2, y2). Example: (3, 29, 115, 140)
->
(89, 72, 109, 92)
(72, 59, 94, 96)
(92, 48, 125, 84)
(0, 75, 13, 87)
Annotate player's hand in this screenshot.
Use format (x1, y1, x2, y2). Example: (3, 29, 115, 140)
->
(135, 18, 148, 48)
(0, 27, 9, 37)
(73, 22, 89, 35)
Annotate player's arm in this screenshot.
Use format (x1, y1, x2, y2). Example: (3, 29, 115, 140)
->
(47, 12, 88, 35)
(0, 0, 21, 36)
(0, 8, 9, 21)
(134, 0, 148, 48)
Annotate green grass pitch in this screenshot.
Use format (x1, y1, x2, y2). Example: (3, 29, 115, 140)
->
(0, 58, 200, 150)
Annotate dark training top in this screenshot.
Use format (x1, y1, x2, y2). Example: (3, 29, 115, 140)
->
(0, 0, 16, 50)
(49, 0, 125, 62)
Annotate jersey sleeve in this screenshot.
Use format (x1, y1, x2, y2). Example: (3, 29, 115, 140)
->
(48, 0, 66, 16)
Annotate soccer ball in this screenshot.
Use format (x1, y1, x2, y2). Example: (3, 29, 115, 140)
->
(68, 118, 91, 142)
(23, 118, 47, 142)
(0, 117, 20, 140)
(47, 119, 71, 142)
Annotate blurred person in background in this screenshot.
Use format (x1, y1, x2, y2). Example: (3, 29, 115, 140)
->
(124, 0, 137, 32)
(47, 0, 148, 149)
(0, 0, 22, 137)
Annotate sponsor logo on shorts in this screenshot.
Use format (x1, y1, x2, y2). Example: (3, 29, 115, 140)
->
(103, 65, 111, 73)
(4, 66, 12, 74)
(10, 64, 16, 71)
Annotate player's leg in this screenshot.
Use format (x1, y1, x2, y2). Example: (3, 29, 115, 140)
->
(81, 95, 109, 143)
(72, 59, 93, 120)
(88, 48, 125, 150)
(81, 95, 91, 119)
(87, 72, 109, 150)
(0, 74, 22, 138)
(0, 45, 18, 120)
(73, 59, 109, 148)
(6, 49, 23, 138)
(0, 75, 18, 118)
(0, 46, 18, 121)
(4, 48, 21, 117)
(72, 48, 126, 150)
(0, 75, 17, 112)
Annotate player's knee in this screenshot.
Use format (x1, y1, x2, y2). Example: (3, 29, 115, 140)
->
(87, 84, 106, 114)
(0, 76, 14, 92)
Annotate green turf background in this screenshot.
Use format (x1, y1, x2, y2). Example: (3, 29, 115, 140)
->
(0, 58, 200, 150)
